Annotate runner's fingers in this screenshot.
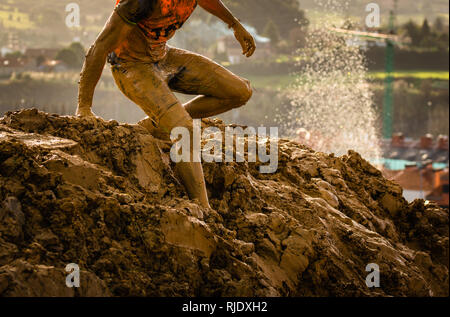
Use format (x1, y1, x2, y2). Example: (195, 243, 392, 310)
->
(238, 33, 255, 56)
(244, 38, 255, 57)
(245, 39, 252, 54)
(247, 44, 256, 57)
(241, 39, 249, 54)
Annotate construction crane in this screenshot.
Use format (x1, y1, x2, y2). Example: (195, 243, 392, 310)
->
(329, 2, 400, 140)
(383, 9, 397, 140)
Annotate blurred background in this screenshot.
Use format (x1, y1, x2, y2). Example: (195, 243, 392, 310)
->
(0, 0, 448, 207)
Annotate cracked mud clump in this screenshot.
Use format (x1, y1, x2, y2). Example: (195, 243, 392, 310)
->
(0, 109, 448, 296)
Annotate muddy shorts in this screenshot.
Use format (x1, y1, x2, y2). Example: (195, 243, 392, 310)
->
(110, 45, 245, 128)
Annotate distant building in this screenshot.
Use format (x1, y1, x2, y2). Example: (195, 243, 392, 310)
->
(0, 8, 32, 30)
(426, 168, 449, 208)
(384, 133, 449, 166)
(0, 47, 68, 76)
(0, 56, 29, 77)
(389, 164, 449, 208)
(24, 48, 60, 67)
(379, 133, 448, 206)
(390, 163, 435, 201)
(38, 60, 69, 73)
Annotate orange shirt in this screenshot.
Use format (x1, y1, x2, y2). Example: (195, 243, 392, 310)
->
(113, 0, 197, 62)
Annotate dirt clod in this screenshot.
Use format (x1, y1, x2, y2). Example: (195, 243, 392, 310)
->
(0, 109, 448, 297)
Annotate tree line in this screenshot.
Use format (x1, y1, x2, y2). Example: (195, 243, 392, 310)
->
(400, 17, 449, 51)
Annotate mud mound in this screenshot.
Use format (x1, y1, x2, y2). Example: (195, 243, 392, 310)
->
(0, 109, 448, 297)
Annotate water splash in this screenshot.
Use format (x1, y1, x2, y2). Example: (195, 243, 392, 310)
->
(281, 0, 381, 160)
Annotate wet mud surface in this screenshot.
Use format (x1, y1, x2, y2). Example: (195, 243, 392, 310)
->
(0, 109, 448, 296)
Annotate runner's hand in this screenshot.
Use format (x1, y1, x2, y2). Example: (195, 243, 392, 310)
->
(233, 23, 256, 58)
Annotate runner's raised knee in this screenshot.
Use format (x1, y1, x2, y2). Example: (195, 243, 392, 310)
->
(231, 78, 252, 108)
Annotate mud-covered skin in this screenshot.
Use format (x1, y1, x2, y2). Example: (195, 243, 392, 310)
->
(77, 1, 255, 210)
(0, 109, 448, 297)
(77, 12, 134, 114)
(110, 46, 251, 207)
(114, 0, 198, 62)
(111, 46, 252, 124)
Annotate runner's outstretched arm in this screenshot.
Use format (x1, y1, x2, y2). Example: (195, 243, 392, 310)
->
(197, 0, 256, 57)
(77, 12, 134, 117)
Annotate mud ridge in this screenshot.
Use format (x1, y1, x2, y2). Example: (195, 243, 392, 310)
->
(0, 109, 448, 296)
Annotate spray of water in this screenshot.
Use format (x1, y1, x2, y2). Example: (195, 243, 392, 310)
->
(281, 0, 381, 160)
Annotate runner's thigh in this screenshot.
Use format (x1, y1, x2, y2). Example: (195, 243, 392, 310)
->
(111, 61, 179, 122)
(166, 47, 248, 99)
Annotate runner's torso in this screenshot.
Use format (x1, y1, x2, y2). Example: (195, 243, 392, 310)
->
(113, 0, 197, 62)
